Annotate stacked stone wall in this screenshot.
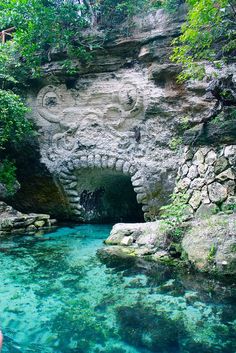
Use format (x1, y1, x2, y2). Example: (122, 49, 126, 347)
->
(176, 145, 236, 216)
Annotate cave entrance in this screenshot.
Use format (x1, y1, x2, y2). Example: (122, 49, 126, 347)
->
(75, 168, 144, 223)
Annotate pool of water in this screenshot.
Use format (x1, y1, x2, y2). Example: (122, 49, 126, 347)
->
(0, 224, 235, 353)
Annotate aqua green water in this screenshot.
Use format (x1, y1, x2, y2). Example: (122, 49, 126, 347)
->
(0, 225, 235, 353)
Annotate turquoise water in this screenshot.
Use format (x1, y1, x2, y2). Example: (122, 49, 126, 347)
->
(0, 225, 235, 353)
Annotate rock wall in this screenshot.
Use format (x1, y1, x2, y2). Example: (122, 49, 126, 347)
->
(25, 8, 220, 222)
(176, 145, 236, 217)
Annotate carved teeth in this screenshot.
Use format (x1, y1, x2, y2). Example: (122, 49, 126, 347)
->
(67, 190, 79, 197)
(60, 178, 72, 185)
(136, 193, 147, 203)
(94, 154, 102, 168)
(115, 159, 124, 172)
(101, 155, 108, 169)
(80, 156, 88, 168)
(131, 170, 143, 182)
(142, 205, 149, 212)
(60, 166, 70, 175)
(72, 209, 83, 216)
(87, 155, 95, 168)
(68, 181, 77, 188)
(69, 175, 77, 181)
(122, 161, 130, 175)
(129, 165, 137, 176)
(70, 203, 83, 212)
(59, 172, 74, 180)
(132, 178, 143, 187)
(134, 186, 145, 193)
(69, 197, 81, 203)
(108, 157, 116, 169)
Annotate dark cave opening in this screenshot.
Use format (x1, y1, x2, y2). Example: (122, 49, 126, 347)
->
(75, 168, 144, 223)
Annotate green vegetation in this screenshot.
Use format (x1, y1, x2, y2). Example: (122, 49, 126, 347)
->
(0, 0, 99, 76)
(0, 0, 183, 193)
(207, 244, 217, 263)
(0, 90, 31, 147)
(0, 0, 183, 76)
(0, 89, 33, 192)
(160, 192, 189, 239)
(171, 0, 236, 81)
(169, 136, 183, 150)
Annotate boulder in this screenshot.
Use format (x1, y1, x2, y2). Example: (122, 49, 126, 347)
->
(182, 214, 236, 275)
(216, 168, 235, 182)
(214, 157, 229, 175)
(208, 182, 227, 203)
(0, 201, 56, 236)
(97, 246, 137, 269)
(105, 221, 170, 250)
(188, 190, 201, 210)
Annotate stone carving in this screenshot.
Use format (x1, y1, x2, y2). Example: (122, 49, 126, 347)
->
(56, 152, 151, 220)
(36, 78, 145, 164)
(37, 80, 144, 133)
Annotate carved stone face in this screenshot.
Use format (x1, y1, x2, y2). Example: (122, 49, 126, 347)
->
(30, 67, 185, 222)
(36, 77, 144, 132)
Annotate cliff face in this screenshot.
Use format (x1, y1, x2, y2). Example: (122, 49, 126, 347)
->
(8, 8, 235, 223)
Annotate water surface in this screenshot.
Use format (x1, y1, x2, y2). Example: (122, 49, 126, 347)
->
(0, 225, 235, 353)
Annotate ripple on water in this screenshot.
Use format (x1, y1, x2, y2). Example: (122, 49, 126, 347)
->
(0, 224, 235, 353)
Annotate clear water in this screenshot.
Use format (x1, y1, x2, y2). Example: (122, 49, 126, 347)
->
(0, 225, 235, 353)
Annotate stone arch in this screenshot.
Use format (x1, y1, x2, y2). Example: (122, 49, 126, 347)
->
(57, 153, 149, 222)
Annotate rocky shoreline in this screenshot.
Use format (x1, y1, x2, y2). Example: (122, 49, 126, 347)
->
(98, 213, 236, 277)
(0, 202, 57, 237)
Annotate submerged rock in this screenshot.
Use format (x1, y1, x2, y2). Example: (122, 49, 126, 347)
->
(116, 303, 185, 353)
(97, 246, 136, 269)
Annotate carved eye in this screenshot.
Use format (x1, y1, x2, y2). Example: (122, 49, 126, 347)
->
(43, 92, 59, 110)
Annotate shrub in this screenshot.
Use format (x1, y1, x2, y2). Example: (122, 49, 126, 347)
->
(0, 89, 32, 147)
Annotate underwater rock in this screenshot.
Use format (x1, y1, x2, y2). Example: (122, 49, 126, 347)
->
(97, 246, 136, 269)
(116, 303, 185, 353)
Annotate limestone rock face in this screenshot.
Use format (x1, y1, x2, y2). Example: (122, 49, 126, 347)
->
(182, 214, 236, 275)
(25, 9, 218, 222)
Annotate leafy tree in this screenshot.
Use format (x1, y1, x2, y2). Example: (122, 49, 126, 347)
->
(0, 0, 182, 78)
(0, 0, 99, 77)
(0, 0, 182, 193)
(171, 0, 236, 81)
(0, 89, 31, 148)
(0, 88, 33, 192)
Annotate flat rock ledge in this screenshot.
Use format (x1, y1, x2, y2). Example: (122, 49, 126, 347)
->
(0, 202, 57, 237)
(98, 215, 236, 276)
(98, 221, 181, 269)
